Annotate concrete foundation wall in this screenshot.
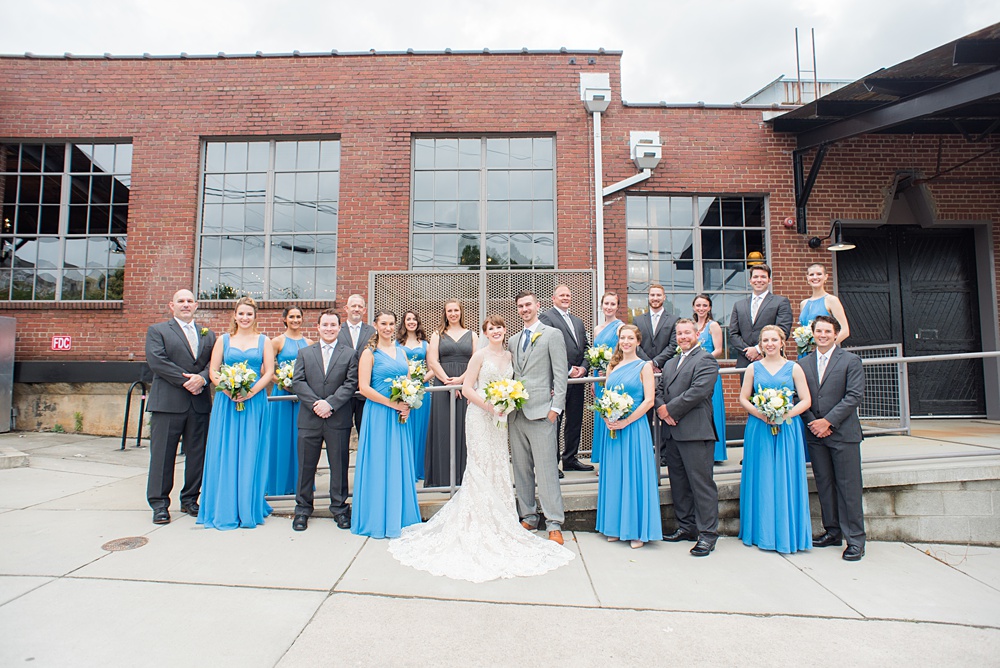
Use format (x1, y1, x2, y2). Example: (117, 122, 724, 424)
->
(13, 382, 148, 437)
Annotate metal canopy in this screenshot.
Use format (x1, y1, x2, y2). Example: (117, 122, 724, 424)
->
(772, 23, 1000, 150)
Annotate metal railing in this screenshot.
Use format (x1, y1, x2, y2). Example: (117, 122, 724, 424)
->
(120, 381, 148, 451)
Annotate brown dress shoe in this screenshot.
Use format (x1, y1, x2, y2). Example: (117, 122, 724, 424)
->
(548, 530, 564, 545)
(521, 520, 536, 531)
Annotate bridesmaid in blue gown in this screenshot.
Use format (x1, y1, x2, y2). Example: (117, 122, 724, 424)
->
(595, 324, 663, 548)
(398, 311, 434, 482)
(798, 263, 851, 358)
(738, 325, 812, 553)
(590, 291, 623, 465)
(264, 306, 311, 497)
(198, 297, 275, 530)
(692, 294, 727, 464)
(352, 310, 422, 539)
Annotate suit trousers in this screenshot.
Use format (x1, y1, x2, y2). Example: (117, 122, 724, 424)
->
(557, 383, 585, 463)
(807, 438, 866, 547)
(510, 412, 565, 530)
(147, 410, 209, 510)
(662, 437, 719, 540)
(349, 396, 366, 434)
(296, 423, 352, 516)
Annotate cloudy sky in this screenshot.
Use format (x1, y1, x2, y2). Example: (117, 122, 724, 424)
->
(2, 0, 997, 103)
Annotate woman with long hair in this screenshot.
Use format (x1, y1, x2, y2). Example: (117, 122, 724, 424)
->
(198, 297, 275, 530)
(398, 310, 434, 481)
(590, 291, 623, 466)
(799, 263, 851, 354)
(425, 300, 477, 487)
(351, 310, 422, 538)
(692, 294, 727, 464)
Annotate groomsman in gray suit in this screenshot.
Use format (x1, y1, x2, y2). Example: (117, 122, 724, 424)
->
(291, 308, 359, 532)
(729, 264, 793, 368)
(337, 293, 375, 434)
(145, 289, 216, 524)
(509, 291, 568, 545)
(539, 284, 594, 473)
(655, 319, 721, 557)
(799, 315, 867, 561)
(633, 283, 679, 370)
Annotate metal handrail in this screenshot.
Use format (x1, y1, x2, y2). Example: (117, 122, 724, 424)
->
(120, 381, 147, 451)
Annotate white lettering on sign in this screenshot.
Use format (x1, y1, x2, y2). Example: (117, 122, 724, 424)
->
(51, 336, 73, 351)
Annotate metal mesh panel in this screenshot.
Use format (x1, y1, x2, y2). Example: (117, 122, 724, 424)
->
(371, 269, 596, 455)
(845, 343, 907, 434)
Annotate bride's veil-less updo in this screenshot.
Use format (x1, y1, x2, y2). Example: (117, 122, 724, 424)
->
(481, 314, 505, 333)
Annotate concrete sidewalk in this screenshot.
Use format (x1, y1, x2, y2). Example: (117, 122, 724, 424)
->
(2, 429, 1000, 667)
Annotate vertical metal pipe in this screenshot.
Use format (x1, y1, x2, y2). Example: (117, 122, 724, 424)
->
(794, 28, 802, 105)
(449, 386, 457, 497)
(593, 109, 605, 298)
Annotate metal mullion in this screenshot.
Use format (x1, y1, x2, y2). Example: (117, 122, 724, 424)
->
(479, 138, 488, 271)
(54, 143, 71, 300)
(691, 195, 704, 295)
(193, 142, 208, 298)
(263, 141, 276, 299)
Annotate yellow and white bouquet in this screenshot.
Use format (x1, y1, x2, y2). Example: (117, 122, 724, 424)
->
(591, 384, 634, 439)
(408, 358, 428, 382)
(482, 378, 529, 427)
(273, 361, 295, 392)
(585, 344, 614, 375)
(388, 374, 426, 423)
(217, 361, 257, 411)
(751, 385, 795, 435)
(792, 324, 815, 357)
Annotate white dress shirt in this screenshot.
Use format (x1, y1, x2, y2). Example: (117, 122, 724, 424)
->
(175, 318, 198, 357)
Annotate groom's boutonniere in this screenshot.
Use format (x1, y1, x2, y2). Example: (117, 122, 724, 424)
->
(530, 332, 543, 346)
(200, 327, 209, 337)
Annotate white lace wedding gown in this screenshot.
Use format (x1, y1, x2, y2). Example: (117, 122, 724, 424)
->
(388, 354, 575, 582)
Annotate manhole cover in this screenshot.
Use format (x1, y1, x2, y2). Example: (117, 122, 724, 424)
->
(101, 536, 149, 552)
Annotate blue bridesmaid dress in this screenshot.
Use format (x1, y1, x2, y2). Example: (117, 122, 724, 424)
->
(698, 324, 728, 463)
(351, 345, 422, 538)
(594, 359, 663, 542)
(264, 336, 308, 497)
(798, 296, 830, 359)
(738, 361, 812, 553)
(402, 340, 432, 482)
(198, 334, 273, 530)
(590, 319, 621, 464)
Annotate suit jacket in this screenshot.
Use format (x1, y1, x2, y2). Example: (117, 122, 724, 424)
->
(799, 347, 865, 444)
(633, 310, 679, 368)
(539, 308, 589, 370)
(292, 341, 359, 430)
(337, 322, 376, 360)
(728, 292, 793, 368)
(510, 322, 568, 421)
(145, 319, 216, 414)
(654, 346, 720, 442)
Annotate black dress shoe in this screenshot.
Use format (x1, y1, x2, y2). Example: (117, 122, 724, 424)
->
(558, 469, 565, 479)
(813, 532, 843, 548)
(663, 528, 698, 542)
(180, 502, 199, 517)
(843, 544, 865, 561)
(152, 509, 170, 525)
(690, 539, 716, 557)
(563, 459, 595, 472)
(292, 515, 309, 531)
(333, 513, 351, 530)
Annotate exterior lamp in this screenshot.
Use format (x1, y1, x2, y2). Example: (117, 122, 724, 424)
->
(808, 220, 856, 252)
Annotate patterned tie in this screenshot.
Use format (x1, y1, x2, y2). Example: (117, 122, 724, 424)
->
(651, 312, 660, 333)
(817, 352, 828, 383)
(183, 322, 198, 357)
(562, 312, 577, 344)
(350, 325, 360, 349)
(322, 343, 334, 372)
(751, 295, 762, 323)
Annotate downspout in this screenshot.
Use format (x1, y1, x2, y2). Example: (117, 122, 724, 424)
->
(593, 108, 606, 298)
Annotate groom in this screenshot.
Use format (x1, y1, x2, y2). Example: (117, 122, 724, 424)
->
(509, 291, 568, 545)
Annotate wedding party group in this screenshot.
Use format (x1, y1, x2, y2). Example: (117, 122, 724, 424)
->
(144, 261, 866, 585)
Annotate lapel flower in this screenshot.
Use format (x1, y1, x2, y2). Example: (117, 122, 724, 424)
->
(530, 332, 543, 346)
(200, 327, 209, 337)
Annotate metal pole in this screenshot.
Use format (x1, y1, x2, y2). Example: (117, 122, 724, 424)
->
(449, 386, 457, 497)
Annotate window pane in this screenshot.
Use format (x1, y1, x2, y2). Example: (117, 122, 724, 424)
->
(202, 203, 222, 233)
(457, 171, 479, 200)
(722, 228, 745, 260)
(13, 238, 36, 267)
(291, 266, 315, 299)
(274, 142, 296, 171)
(509, 201, 531, 230)
(36, 237, 60, 268)
(114, 144, 132, 174)
(224, 142, 248, 172)
(319, 141, 340, 171)
(628, 262, 649, 292)
(485, 234, 507, 267)
(35, 270, 57, 300)
(83, 268, 106, 300)
(296, 172, 318, 201)
(61, 269, 84, 300)
(458, 202, 479, 231)
(0, 269, 9, 299)
(112, 178, 130, 204)
(433, 234, 459, 267)
(316, 203, 337, 232)
(274, 173, 295, 204)
(413, 201, 433, 231)
(626, 197, 647, 226)
(487, 171, 508, 200)
(317, 172, 339, 201)
(222, 204, 244, 234)
(721, 198, 744, 226)
(458, 234, 479, 267)
(627, 229, 648, 258)
(15, 206, 38, 234)
(434, 171, 458, 200)
(487, 201, 508, 231)
(698, 197, 720, 227)
(224, 173, 246, 202)
(91, 175, 113, 205)
(509, 171, 531, 199)
(509, 139, 532, 168)
(533, 234, 554, 267)
(39, 206, 59, 235)
(269, 267, 292, 298)
(270, 237, 293, 268)
(414, 140, 435, 169)
(532, 171, 553, 200)
(41, 175, 61, 205)
(411, 234, 433, 267)
(435, 139, 458, 169)
(532, 138, 553, 169)
(86, 237, 109, 268)
(242, 267, 264, 297)
(486, 138, 508, 168)
(64, 238, 87, 269)
(273, 202, 293, 232)
(671, 197, 693, 227)
(413, 171, 433, 200)
(294, 202, 316, 232)
(70, 145, 92, 173)
(200, 236, 220, 268)
(205, 143, 225, 172)
(315, 234, 336, 266)
(509, 233, 532, 267)
(245, 203, 265, 233)
(19, 175, 40, 203)
(11, 268, 33, 298)
(91, 145, 115, 174)
(458, 139, 479, 169)
(652, 260, 673, 286)
(243, 236, 265, 267)
(701, 229, 722, 259)
(532, 202, 553, 231)
(220, 237, 242, 267)
(204, 174, 224, 204)
(44, 144, 65, 173)
(434, 201, 457, 230)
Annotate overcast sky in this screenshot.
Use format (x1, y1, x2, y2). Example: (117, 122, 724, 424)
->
(2, 0, 997, 103)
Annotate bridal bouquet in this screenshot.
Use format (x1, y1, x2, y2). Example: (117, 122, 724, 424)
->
(585, 344, 614, 375)
(792, 324, 816, 357)
(751, 386, 795, 435)
(217, 361, 257, 411)
(388, 374, 426, 423)
(273, 361, 295, 392)
(482, 378, 529, 428)
(591, 384, 634, 439)
(408, 358, 428, 382)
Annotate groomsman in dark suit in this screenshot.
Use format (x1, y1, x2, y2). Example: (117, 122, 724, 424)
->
(633, 283, 679, 370)
(145, 289, 216, 524)
(799, 314, 867, 561)
(337, 293, 375, 434)
(291, 308, 360, 531)
(655, 319, 721, 557)
(729, 263, 793, 368)
(539, 284, 594, 473)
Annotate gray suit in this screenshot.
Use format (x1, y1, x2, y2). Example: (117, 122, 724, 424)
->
(633, 310, 679, 369)
(509, 322, 568, 531)
(728, 292, 793, 368)
(292, 340, 359, 517)
(799, 347, 866, 548)
(338, 322, 375, 433)
(655, 346, 720, 542)
(145, 319, 216, 511)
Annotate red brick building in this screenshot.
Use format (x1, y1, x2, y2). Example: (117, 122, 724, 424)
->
(2, 31, 998, 432)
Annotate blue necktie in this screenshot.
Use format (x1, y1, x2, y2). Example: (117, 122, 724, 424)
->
(522, 330, 531, 352)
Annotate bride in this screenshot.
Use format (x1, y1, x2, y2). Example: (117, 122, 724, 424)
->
(388, 314, 575, 582)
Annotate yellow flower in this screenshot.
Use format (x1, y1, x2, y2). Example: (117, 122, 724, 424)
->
(530, 332, 542, 345)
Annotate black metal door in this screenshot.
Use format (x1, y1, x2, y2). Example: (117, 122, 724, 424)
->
(837, 226, 985, 416)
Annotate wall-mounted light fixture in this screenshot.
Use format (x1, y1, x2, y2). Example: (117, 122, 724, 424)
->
(808, 220, 856, 252)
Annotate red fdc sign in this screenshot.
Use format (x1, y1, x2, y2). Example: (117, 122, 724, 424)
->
(51, 336, 72, 351)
